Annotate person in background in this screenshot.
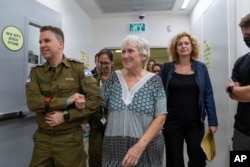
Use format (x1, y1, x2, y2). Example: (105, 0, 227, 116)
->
(102, 35, 167, 166)
(226, 13, 250, 150)
(146, 59, 156, 72)
(91, 53, 100, 77)
(25, 25, 100, 167)
(88, 48, 113, 167)
(159, 32, 218, 167)
(152, 63, 163, 75)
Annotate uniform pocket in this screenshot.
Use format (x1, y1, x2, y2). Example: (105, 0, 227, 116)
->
(40, 84, 51, 96)
(71, 128, 83, 145)
(59, 81, 80, 95)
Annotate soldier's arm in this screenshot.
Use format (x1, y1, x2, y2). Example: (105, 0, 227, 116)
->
(67, 65, 101, 121)
(25, 68, 44, 112)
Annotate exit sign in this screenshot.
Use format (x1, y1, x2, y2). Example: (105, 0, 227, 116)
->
(129, 22, 145, 32)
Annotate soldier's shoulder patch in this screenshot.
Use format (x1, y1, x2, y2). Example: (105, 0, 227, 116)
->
(84, 69, 93, 77)
(68, 58, 83, 64)
(26, 76, 32, 83)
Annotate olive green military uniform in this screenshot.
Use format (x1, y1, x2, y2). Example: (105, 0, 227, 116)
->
(25, 55, 100, 167)
(88, 72, 109, 167)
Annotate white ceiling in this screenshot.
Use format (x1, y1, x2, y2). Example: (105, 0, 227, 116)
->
(76, 0, 199, 19)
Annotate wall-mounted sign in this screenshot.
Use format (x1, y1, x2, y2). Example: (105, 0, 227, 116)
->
(80, 51, 90, 68)
(129, 22, 145, 32)
(2, 26, 24, 51)
(203, 40, 211, 68)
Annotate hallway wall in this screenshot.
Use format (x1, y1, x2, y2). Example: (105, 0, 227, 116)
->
(0, 0, 62, 166)
(0, 117, 37, 167)
(37, 0, 93, 68)
(92, 15, 190, 63)
(190, 0, 250, 166)
(191, 0, 229, 166)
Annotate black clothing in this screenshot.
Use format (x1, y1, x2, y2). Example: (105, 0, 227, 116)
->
(91, 67, 99, 78)
(232, 52, 250, 136)
(164, 72, 206, 167)
(164, 121, 206, 167)
(168, 73, 200, 122)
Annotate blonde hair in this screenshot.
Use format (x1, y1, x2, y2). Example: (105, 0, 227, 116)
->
(167, 32, 200, 63)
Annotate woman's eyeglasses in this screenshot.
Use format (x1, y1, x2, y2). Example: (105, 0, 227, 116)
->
(98, 62, 111, 66)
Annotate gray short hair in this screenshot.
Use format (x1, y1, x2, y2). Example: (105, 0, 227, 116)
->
(121, 35, 150, 61)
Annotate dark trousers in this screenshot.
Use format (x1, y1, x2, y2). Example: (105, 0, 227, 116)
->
(163, 121, 206, 167)
(233, 128, 250, 150)
(88, 124, 104, 167)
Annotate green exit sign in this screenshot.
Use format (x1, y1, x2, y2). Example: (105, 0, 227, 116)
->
(129, 22, 145, 32)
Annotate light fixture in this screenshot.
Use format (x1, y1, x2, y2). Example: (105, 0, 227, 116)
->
(181, 0, 190, 9)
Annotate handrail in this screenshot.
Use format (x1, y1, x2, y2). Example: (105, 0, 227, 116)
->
(0, 111, 35, 121)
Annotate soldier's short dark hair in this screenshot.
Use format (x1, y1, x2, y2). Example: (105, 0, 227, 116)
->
(239, 13, 250, 29)
(40, 25, 64, 42)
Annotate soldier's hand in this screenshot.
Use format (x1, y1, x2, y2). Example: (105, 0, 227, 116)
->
(45, 111, 64, 126)
(75, 96, 86, 109)
(68, 93, 85, 105)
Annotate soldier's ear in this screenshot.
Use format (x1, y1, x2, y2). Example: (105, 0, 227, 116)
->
(58, 40, 64, 49)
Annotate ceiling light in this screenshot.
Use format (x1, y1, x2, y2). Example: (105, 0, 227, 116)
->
(181, 0, 190, 9)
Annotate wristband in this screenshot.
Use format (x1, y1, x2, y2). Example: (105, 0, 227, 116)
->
(44, 97, 52, 112)
(66, 98, 70, 106)
(226, 86, 234, 93)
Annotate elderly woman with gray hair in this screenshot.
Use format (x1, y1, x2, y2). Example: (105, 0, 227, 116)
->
(102, 35, 167, 167)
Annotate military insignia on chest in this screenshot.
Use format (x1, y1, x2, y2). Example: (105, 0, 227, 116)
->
(38, 80, 50, 84)
(65, 77, 74, 81)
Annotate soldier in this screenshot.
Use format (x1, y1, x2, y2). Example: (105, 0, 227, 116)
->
(25, 25, 100, 167)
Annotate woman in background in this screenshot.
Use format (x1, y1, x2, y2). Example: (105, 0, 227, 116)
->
(88, 49, 113, 167)
(102, 35, 167, 166)
(159, 32, 218, 167)
(146, 59, 156, 72)
(152, 63, 163, 75)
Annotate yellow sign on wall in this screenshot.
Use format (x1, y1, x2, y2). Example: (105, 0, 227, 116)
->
(203, 41, 211, 68)
(2, 26, 24, 51)
(80, 51, 89, 68)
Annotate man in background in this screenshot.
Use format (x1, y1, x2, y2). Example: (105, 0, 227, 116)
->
(226, 13, 250, 150)
(91, 52, 100, 77)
